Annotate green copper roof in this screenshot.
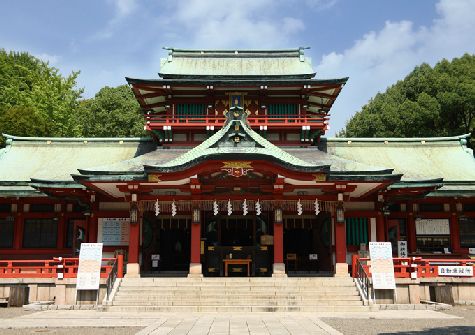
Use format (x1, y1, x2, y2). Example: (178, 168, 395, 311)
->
(159, 47, 316, 79)
(0, 134, 155, 182)
(322, 134, 475, 182)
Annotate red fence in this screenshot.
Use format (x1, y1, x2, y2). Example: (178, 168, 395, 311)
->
(0, 255, 124, 279)
(351, 255, 475, 279)
(146, 115, 328, 127)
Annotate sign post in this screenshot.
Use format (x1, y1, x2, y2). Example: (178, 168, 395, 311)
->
(369, 242, 396, 303)
(76, 243, 103, 304)
(397, 241, 408, 258)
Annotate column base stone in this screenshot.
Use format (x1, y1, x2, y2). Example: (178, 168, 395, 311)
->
(188, 263, 203, 278)
(272, 263, 287, 277)
(335, 262, 350, 277)
(125, 263, 140, 278)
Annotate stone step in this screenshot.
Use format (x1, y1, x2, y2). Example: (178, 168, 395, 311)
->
(119, 283, 357, 289)
(113, 297, 362, 304)
(107, 305, 369, 312)
(118, 287, 358, 294)
(114, 292, 360, 299)
(117, 288, 358, 297)
(112, 299, 363, 306)
(121, 278, 355, 284)
(113, 292, 362, 299)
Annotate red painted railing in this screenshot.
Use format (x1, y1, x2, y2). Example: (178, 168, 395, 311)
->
(0, 255, 124, 279)
(146, 115, 328, 127)
(351, 255, 475, 279)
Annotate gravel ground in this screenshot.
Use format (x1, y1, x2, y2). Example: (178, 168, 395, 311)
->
(322, 306, 475, 335)
(0, 327, 143, 335)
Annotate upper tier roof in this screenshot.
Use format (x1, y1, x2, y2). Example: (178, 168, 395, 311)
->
(159, 47, 316, 79)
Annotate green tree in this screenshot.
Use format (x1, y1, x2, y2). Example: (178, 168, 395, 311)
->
(74, 85, 145, 137)
(341, 54, 475, 138)
(0, 50, 83, 143)
(0, 106, 49, 138)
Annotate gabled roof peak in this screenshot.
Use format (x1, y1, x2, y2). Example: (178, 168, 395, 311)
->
(159, 47, 315, 79)
(163, 47, 310, 58)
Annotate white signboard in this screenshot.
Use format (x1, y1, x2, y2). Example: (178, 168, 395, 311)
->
(369, 242, 396, 290)
(469, 248, 475, 255)
(438, 266, 473, 277)
(398, 241, 408, 258)
(77, 243, 103, 290)
(98, 218, 130, 246)
(415, 218, 450, 235)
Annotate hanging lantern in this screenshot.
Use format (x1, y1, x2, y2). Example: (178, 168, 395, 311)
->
(171, 201, 177, 217)
(255, 199, 261, 216)
(154, 199, 160, 217)
(314, 198, 320, 216)
(336, 202, 345, 223)
(130, 202, 138, 224)
(242, 199, 248, 216)
(213, 200, 219, 216)
(297, 199, 303, 216)
(227, 199, 232, 216)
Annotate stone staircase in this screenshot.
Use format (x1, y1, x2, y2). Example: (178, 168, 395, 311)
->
(106, 277, 369, 312)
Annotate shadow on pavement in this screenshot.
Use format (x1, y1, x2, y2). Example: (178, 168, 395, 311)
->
(381, 325, 475, 335)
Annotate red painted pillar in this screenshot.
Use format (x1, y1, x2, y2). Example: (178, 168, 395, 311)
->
(128, 220, 140, 264)
(376, 212, 385, 242)
(335, 220, 347, 264)
(274, 222, 284, 264)
(450, 213, 460, 253)
(272, 208, 286, 276)
(189, 209, 202, 276)
(57, 214, 65, 249)
(190, 222, 201, 264)
(407, 213, 416, 253)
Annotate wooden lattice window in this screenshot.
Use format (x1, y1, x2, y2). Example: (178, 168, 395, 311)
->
(23, 218, 58, 248)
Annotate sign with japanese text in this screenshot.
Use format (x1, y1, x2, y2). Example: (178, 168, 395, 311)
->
(77, 243, 103, 290)
(369, 242, 396, 290)
(398, 241, 408, 258)
(415, 219, 450, 235)
(438, 266, 473, 277)
(98, 218, 129, 246)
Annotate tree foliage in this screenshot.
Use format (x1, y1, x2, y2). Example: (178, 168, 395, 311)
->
(0, 50, 146, 146)
(74, 85, 145, 137)
(0, 50, 83, 143)
(341, 54, 475, 139)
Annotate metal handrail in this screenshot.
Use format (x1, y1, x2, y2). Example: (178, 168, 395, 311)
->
(355, 258, 370, 302)
(106, 258, 118, 300)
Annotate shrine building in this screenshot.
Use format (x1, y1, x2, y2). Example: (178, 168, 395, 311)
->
(1, 47, 475, 279)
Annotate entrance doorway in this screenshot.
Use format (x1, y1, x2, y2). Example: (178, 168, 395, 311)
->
(202, 214, 273, 277)
(283, 212, 332, 275)
(141, 215, 191, 275)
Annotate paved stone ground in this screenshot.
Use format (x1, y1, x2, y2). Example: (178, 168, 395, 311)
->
(323, 306, 475, 335)
(0, 307, 473, 334)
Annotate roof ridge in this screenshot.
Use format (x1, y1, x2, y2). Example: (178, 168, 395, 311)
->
(2, 133, 153, 143)
(325, 134, 470, 143)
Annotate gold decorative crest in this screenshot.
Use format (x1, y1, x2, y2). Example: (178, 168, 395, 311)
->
(222, 161, 253, 169)
(148, 174, 162, 182)
(313, 173, 327, 182)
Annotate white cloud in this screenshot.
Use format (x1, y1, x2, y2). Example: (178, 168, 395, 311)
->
(92, 0, 138, 40)
(114, 0, 137, 18)
(316, 0, 475, 135)
(305, 0, 338, 11)
(33, 53, 61, 65)
(160, 0, 305, 49)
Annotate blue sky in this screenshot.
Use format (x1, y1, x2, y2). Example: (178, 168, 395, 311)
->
(1, 0, 474, 134)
